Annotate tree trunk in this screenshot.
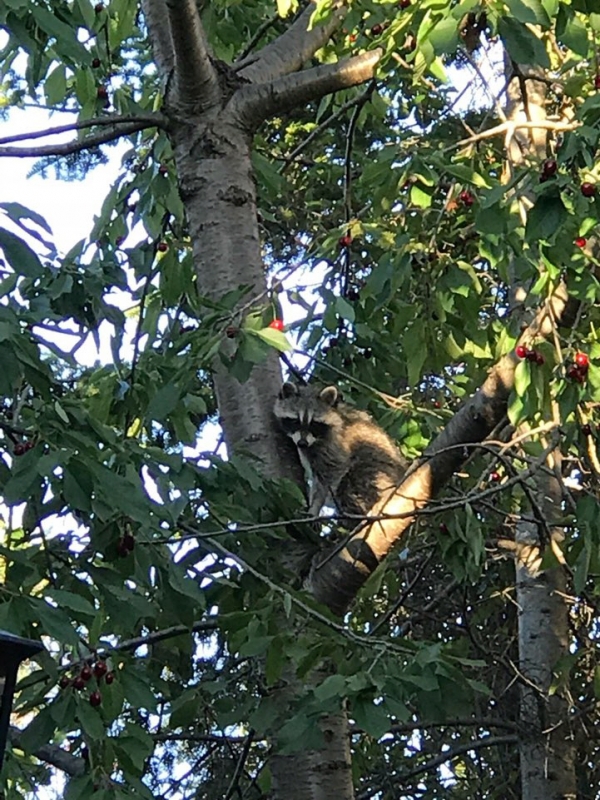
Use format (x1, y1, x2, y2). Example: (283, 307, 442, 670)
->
(503, 56, 577, 800)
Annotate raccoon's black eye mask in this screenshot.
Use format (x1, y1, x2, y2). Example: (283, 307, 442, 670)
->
(279, 418, 330, 439)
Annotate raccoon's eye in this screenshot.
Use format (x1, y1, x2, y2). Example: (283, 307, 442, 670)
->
(279, 418, 300, 434)
(309, 421, 330, 439)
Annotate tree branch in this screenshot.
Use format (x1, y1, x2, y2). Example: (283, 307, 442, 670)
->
(310, 283, 572, 615)
(357, 735, 517, 799)
(142, 0, 175, 76)
(165, 0, 220, 109)
(230, 50, 382, 130)
(104, 619, 218, 654)
(8, 729, 85, 777)
(445, 118, 579, 154)
(0, 120, 160, 158)
(0, 113, 166, 146)
(237, 0, 348, 84)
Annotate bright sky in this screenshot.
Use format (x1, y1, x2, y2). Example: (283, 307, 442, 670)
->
(1, 107, 125, 252)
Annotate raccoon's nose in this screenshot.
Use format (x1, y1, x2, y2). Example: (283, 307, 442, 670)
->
(297, 437, 310, 448)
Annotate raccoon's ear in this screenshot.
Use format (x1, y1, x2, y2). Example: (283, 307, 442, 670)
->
(319, 386, 339, 406)
(280, 382, 298, 399)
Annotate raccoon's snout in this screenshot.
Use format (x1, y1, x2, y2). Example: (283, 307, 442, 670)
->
(292, 431, 315, 449)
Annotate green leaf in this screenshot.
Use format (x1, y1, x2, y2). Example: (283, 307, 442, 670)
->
(45, 589, 96, 618)
(77, 694, 106, 740)
(498, 17, 550, 67)
(18, 704, 56, 753)
(313, 674, 346, 702)
(335, 296, 356, 323)
(556, 6, 589, 56)
(276, 0, 297, 17)
(31, 6, 88, 62)
(352, 696, 390, 739)
(0, 202, 52, 236)
(119, 667, 158, 712)
(0, 227, 44, 278)
(252, 327, 292, 352)
(476, 204, 507, 235)
(525, 195, 567, 242)
(265, 637, 284, 686)
(505, 0, 551, 27)
(147, 382, 181, 421)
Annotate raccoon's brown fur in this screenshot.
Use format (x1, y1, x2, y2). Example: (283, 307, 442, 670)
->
(273, 382, 407, 520)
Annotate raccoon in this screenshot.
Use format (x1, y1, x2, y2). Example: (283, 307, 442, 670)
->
(273, 382, 407, 520)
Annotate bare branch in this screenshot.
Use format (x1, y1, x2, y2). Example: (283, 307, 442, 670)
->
(0, 113, 167, 146)
(281, 83, 373, 171)
(8, 729, 85, 777)
(357, 735, 517, 798)
(165, 0, 220, 108)
(105, 619, 218, 654)
(237, 1, 348, 84)
(0, 120, 160, 158)
(230, 50, 382, 130)
(142, 0, 175, 75)
(445, 118, 579, 154)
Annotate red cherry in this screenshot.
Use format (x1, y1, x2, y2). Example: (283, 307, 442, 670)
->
(534, 352, 545, 365)
(94, 660, 108, 679)
(439, 523, 448, 534)
(575, 237, 587, 248)
(371, 23, 383, 35)
(515, 345, 527, 359)
(105, 671, 115, 685)
(158, 165, 168, 175)
(338, 235, 352, 248)
(349, 33, 357, 43)
(13, 443, 26, 456)
(59, 676, 71, 689)
(123, 533, 135, 552)
(595, 74, 600, 90)
(490, 471, 501, 483)
(567, 365, 586, 383)
(581, 182, 596, 198)
(225, 326, 238, 338)
(542, 159, 557, 177)
(80, 665, 92, 682)
(89, 691, 102, 708)
(459, 190, 474, 206)
(582, 424, 592, 436)
(73, 676, 86, 691)
(94, 3, 104, 11)
(525, 348, 538, 362)
(116, 538, 129, 558)
(575, 352, 589, 369)
(96, 85, 108, 100)
(91, 57, 101, 69)
(400, 0, 411, 6)
(269, 319, 284, 331)
(156, 242, 168, 253)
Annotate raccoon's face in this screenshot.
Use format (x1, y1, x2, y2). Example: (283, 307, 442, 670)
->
(274, 383, 341, 449)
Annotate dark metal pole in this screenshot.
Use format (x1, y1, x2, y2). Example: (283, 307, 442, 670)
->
(0, 632, 45, 777)
(0, 665, 17, 776)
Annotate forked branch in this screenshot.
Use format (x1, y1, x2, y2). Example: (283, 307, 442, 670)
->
(237, 0, 348, 84)
(231, 49, 382, 129)
(165, 0, 220, 108)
